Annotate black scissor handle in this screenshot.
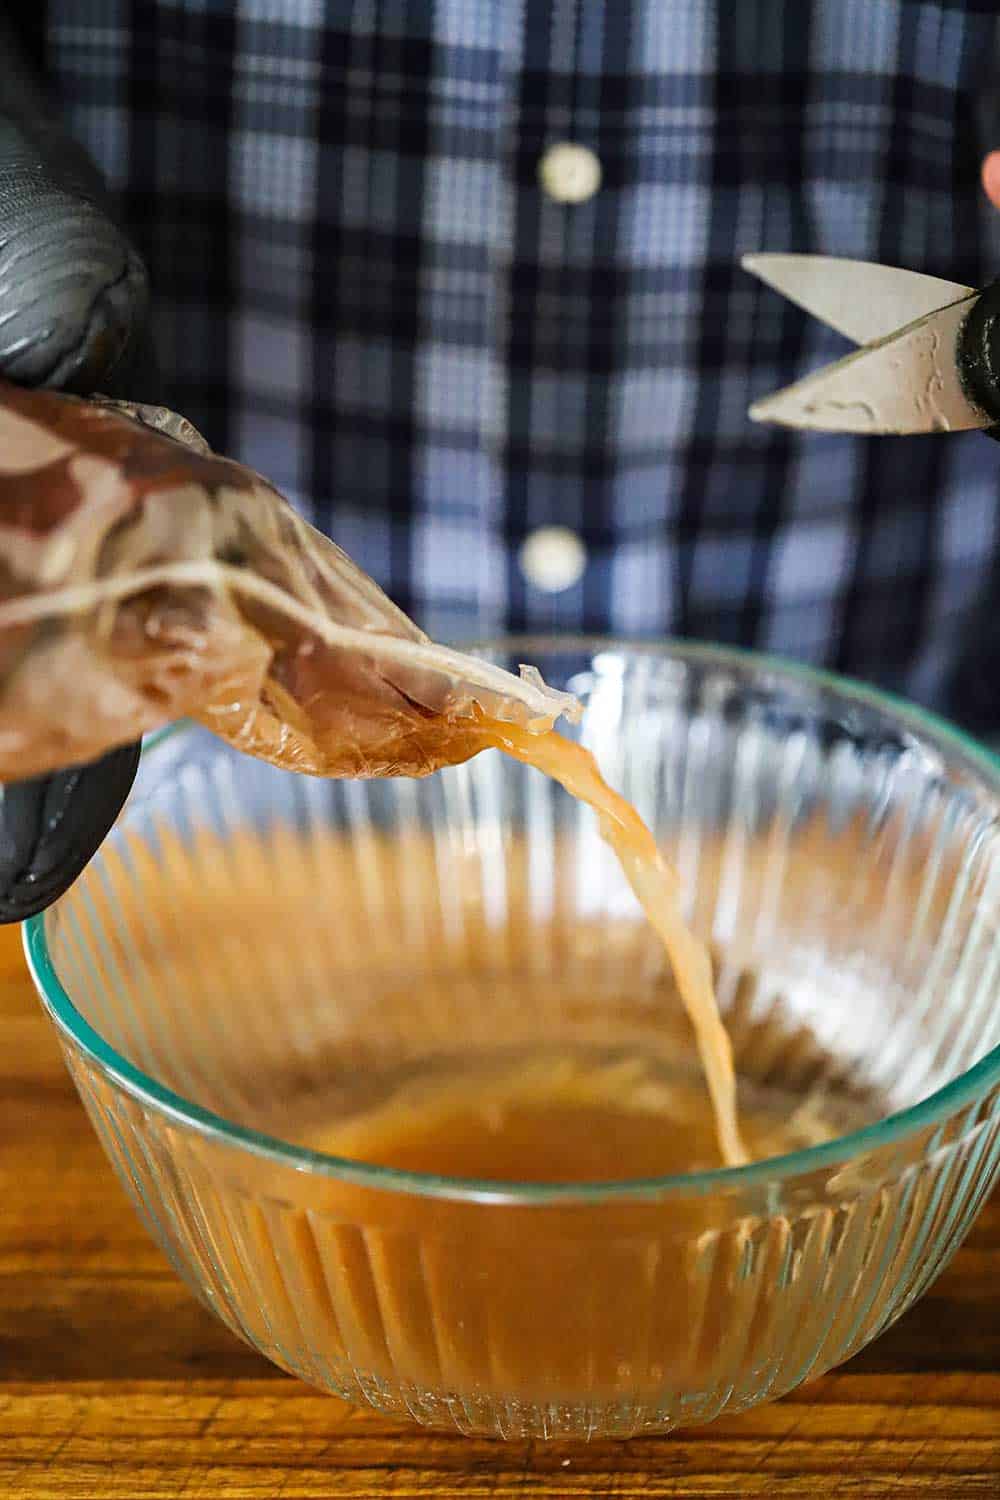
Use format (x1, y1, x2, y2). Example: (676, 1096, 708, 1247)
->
(957, 277, 1000, 440)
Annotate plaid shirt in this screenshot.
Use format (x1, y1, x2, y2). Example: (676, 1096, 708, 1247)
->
(35, 1, 1000, 728)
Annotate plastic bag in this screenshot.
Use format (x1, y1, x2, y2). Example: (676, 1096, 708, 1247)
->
(0, 380, 580, 780)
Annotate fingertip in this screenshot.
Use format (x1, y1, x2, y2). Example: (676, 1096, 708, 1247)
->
(0, 194, 148, 393)
(0, 740, 141, 921)
(982, 151, 1000, 210)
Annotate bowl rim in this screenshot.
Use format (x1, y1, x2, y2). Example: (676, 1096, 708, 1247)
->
(23, 636, 1000, 1205)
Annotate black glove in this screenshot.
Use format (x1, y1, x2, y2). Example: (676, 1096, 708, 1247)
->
(0, 19, 151, 921)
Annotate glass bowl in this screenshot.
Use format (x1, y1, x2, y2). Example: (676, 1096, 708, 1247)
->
(24, 641, 1000, 1440)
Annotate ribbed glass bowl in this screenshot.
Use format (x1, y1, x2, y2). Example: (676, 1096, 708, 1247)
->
(24, 642, 1000, 1440)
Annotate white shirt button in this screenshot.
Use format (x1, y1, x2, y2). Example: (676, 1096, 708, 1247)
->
(537, 143, 602, 204)
(519, 526, 588, 593)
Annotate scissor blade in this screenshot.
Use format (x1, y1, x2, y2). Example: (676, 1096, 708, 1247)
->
(748, 292, 990, 434)
(742, 254, 974, 346)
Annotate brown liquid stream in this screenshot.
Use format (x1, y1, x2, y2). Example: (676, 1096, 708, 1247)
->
(215, 658, 746, 1166)
(432, 712, 747, 1168)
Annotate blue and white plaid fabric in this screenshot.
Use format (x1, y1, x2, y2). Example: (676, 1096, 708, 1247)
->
(36, 1, 1000, 727)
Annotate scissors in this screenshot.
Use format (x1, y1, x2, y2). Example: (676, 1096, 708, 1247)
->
(743, 254, 1000, 437)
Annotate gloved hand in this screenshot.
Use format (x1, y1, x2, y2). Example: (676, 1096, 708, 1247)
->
(0, 19, 153, 921)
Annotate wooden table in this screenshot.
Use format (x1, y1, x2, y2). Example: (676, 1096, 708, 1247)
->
(2, 925, 998, 1498)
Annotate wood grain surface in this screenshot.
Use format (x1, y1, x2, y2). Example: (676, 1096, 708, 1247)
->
(1, 924, 998, 1498)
